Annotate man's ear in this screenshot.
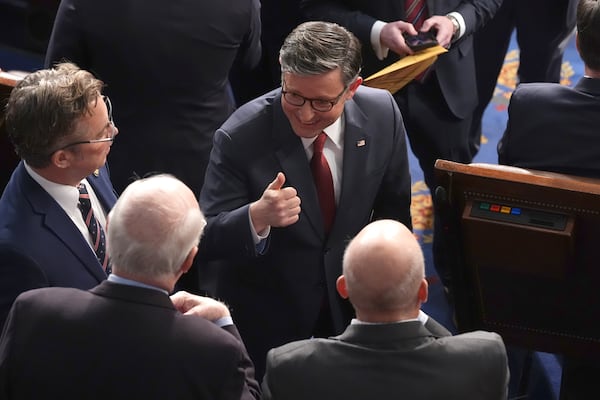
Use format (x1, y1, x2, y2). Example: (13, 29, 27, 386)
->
(180, 246, 198, 275)
(336, 275, 349, 299)
(51, 149, 72, 169)
(346, 76, 363, 99)
(418, 278, 429, 304)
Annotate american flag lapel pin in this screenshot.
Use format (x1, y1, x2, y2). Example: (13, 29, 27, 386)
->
(356, 139, 366, 147)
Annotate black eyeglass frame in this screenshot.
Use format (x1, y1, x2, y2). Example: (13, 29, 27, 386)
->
(50, 95, 116, 153)
(281, 80, 350, 112)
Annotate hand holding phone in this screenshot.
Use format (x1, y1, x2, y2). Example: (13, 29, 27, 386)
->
(403, 31, 438, 51)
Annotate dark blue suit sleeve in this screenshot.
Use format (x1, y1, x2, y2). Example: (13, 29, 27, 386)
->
(0, 244, 48, 331)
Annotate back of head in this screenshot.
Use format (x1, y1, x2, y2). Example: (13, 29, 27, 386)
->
(577, 0, 600, 70)
(107, 174, 206, 281)
(279, 21, 362, 87)
(4, 62, 104, 168)
(342, 220, 425, 319)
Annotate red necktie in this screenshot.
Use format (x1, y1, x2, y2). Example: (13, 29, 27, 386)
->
(405, 0, 429, 30)
(310, 132, 336, 234)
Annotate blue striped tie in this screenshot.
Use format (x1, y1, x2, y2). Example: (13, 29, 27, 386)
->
(78, 183, 110, 274)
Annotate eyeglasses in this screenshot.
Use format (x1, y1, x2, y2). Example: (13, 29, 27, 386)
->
(282, 82, 348, 112)
(52, 96, 116, 152)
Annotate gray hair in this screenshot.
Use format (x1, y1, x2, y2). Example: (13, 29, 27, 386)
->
(107, 174, 206, 279)
(4, 62, 104, 168)
(280, 21, 362, 87)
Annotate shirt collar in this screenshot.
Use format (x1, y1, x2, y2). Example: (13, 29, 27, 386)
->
(300, 114, 344, 151)
(108, 274, 169, 295)
(24, 162, 81, 214)
(351, 310, 430, 325)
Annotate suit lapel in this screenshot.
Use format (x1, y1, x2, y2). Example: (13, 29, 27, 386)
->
(19, 165, 107, 282)
(87, 165, 118, 213)
(272, 98, 324, 238)
(329, 101, 370, 240)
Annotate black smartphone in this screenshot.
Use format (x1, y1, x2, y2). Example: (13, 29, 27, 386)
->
(403, 31, 438, 51)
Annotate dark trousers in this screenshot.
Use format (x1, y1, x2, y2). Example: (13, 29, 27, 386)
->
(469, 0, 577, 157)
(394, 75, 472, 290)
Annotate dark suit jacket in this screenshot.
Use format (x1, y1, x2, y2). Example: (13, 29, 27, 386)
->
(498, 78, 600, 178)
(0, 162, 117, 329)
(301, 0, 502, 119)
(0, 281, 260, 400)
(45, 0, 261, 197)
(198, 85, 412, 377)
(262, 320, 509, 400)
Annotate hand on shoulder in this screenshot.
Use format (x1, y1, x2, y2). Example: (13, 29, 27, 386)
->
(170, 291, 231, 322)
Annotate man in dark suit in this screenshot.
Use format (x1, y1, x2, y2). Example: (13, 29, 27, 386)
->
(262, 219, 509, 400)
(469, 0, 578, 157)
(44, 0, 261, 293)
(198, 21, 412, 379)
(498, 3, 600, 397)
(0, 174, 260, 400)
(44, 0, 261, 199)
(300, 0, 502, 290)
(498, 0, 600, 178)
(0, 62, 118, 330)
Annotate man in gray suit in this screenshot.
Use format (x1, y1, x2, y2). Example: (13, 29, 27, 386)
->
(262, 219, 509, 400)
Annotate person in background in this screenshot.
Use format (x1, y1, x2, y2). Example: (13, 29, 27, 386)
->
(44, 0, 261, 293)
(0, 62, 117, 330)
(498, 0, 600, 178)
(262, 219, 509, 400)
(197, 21, 413, 379)
(300, 0, 502, 295)
(0, 174, 260, 400)
(44, 0, 261, 199)
(469, 0, 578, 157)
(498, 2, 600, 397)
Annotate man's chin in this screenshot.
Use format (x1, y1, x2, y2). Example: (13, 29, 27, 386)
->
(292, 126, 321, 139)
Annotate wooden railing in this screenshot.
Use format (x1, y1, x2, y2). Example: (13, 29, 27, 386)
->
(1, 69, 23, 194)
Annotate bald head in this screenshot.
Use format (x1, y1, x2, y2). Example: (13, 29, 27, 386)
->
(340, 220, 426, 321)
(107, 175, 206, 286)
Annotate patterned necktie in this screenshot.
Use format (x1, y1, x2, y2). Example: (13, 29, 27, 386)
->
(405, 0, 429, 30)
(78, 183, 110, 273)
(405, 0, 432, 81)
(310, 132, 336, 234)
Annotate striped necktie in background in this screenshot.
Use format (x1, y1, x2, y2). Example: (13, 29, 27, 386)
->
(405, 0, 429, 30)
(405, 0, 432, 81)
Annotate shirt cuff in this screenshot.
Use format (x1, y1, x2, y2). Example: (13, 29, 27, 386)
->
(447, 11, 465, 40)
(248, 207, 271, 244)
(214, 316, 234, 328)
(370, 20, 389, 60)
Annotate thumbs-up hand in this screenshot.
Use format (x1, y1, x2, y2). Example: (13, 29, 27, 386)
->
(250, 172, 301, 232)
